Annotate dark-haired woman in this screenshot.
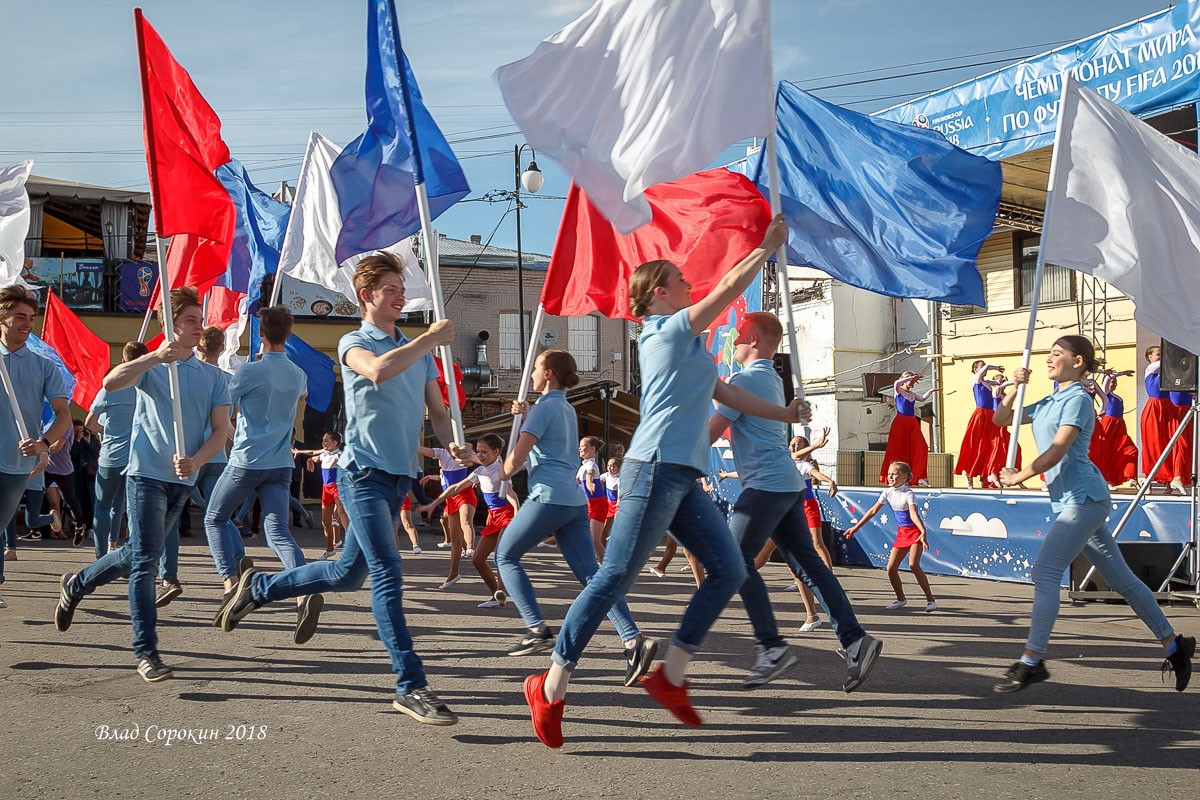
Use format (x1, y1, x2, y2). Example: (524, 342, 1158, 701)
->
(994, 336, 1193, 694)
(494, 350, 655, 681)
(522, 215, 807, 748)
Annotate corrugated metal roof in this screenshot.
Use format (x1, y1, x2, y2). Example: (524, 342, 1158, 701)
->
(433, 235, 549, 271)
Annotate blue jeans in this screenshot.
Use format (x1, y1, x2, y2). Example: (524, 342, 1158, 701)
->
(731, 488, 865, 650)
(250, 467, 426, 694)
(92, 465, 127, 558)
(69, 476, 190, 658)
(0, 472, 29, 583)
(495, 499, 639, 642)
(5, 489, 55, 551)
(1028, 500, 1175, 654)
(553, 459, 746, 668)
(159, 461, 225, 583)
(205, 466, 301, 580)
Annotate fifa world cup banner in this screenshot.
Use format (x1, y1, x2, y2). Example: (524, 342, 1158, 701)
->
(119, 260, 160, 312)
(874, 2, 1200, 161)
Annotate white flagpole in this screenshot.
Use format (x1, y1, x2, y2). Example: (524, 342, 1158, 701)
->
(1005, 74, 1070, 469)
(414, 189, 465, 444)
(268, 268, 285, 308)
(0, 349, 29, 442)
(506, 303, 546, 446)
(153, 234, 187, 459)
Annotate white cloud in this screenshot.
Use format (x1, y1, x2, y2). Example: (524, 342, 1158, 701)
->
(940, 513, 1008, 539)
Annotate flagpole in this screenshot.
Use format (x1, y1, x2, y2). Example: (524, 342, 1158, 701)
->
(1005, 73, 1070, 469)
(414, 203, 465, 444)
(507, 303, 546, 450)
(268, 268, 285, 308)
(0, 348, 29, 442)
(134, 7, 185, 459)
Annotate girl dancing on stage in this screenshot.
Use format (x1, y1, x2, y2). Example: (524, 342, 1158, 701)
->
(993, 336, 1193, 693)
(880, 372, 938, 486)
(955, 361, 1003, 488)
(1141, 345, 1179, 490)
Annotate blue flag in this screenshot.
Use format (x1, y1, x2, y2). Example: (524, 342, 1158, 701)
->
(750, 83, 999, 307)
(216, 159, 291, 308)
(249, 317, 335, 414)
(331, 0, 469, 264)
(27, 333, 76, 425)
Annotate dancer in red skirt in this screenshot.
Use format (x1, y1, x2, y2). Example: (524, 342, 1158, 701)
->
(880, 372, 938, 485)
(1141, 346, 1178, 488)
(1169, 388, 1194, 494)
(1091, 371, 1138, 488)
(955, 361, 1004, 488)
(984, 379, 1022, 485)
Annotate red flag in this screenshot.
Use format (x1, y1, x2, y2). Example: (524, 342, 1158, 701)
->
(41, 291, 111, 409)
(542, 169, 772, 321)
(204, 286, 243, 331)
(435, 358, 467, 411)
(135, 10, 234, 297)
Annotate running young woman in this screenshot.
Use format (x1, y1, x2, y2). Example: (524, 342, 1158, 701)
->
(994, 335, 1194, 693)
(522, 215, 807, 748)
(495, 349, 656, 685)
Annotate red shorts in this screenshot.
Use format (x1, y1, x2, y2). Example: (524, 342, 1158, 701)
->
(894, 524, 923, 549)
(587, 496, 609, 522)
(445, 486, 477, 515)
(803, 497, 822, 533)
(401, 496, 411, 511)
(321, 483, 339, 506)
(480, 504, 514, 536)
(607, 499, 619, 519)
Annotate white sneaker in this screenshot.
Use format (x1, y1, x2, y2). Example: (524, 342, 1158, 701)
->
(783, 583, 799, 592)
(536, 540, 554, 548)
(884, 599, 908, 610)
(438, 576, 462, 590)
(799, 617, 824, 633)
(0, 591, 7, 609)
(477, 598, 500, 608)
(1171, 478, 1187, 495)
(412, 546, 423, 554)
(679, 564, 692, 573)
(924, 600, 938, 612)
(437, 542, 451, 549)
(648, 566, 665, 578)
(318, 550, 336, 560)
(743, 644, 799, 689)
(463, 549, 475, 557)
(493, 589, 507, 607)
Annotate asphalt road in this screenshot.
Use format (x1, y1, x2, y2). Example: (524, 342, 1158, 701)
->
(2, 521, 1197, 800)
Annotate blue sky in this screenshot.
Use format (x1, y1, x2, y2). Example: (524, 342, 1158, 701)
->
(0, 0, 1172, 255)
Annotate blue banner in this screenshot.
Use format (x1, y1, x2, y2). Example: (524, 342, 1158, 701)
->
(874, 3, 1200, 161)
(119, 260, 159, 312)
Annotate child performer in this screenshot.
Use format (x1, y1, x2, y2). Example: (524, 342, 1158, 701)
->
(600, 456, 621, 547)
(296, 432, 349, 559)
(880, 372, 938, 485)
(994, 336, 1193, 693)
(1092, 371, 1138, 488)
(844, 461, 937, 612)
(1140, 345, 1177, 488)
(577, 436, 608, 561)
(418, 444, 476, 587)
(955, 361, 1004, 488)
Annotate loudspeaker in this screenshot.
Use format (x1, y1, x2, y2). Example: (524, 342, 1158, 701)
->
(1070, 543, 1189, 592)
(1161, 339, 1198, 392)
(772, 353, 795, 405)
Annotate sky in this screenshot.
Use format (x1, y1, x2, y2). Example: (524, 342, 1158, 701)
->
(0, 0, 1175, 256)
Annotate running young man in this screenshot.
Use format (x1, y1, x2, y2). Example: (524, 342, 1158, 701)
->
(54, 287, 232, 682)
(204, 306, 316, 642)
(220, 252, 469, 725)
(0, 286, 71, 606)
(708, 312, 881, 691)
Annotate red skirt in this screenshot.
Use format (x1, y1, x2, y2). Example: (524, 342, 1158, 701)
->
(445, 485, 477, 514)
(985, 426, 1022, 477)
(1141, 397, 1176, 482)
(880, 414, 928, 483)
(587, 496, 609, 522)
(480, 504, 514, 536)
(803, 497, 822, 533)
(321, 483, 339, 505)
(955, 406, 995, 479)
(894, 524, 923, 549)
(1173, 405, 1194, 486)
(1095, 414, 1138, 485)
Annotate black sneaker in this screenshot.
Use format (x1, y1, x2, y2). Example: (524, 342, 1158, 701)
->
(294, 594, 324, 645)
(54, 573, 80, 632)
(623, 634, 659, 687)
(392, 686, 458, 725)
(994, 660, 1050, 694)
(155, 581, 184, 608)
(136, 653, 174, 683)
(219, 567, 262, 632)
(507, 626, 555, 657)
(743, 643, 800, 689)
(212, 588, 236, 628)
(1163, 635, 1195, 692)
(71, 525, 87, 547)
(843, 633, 883, 693)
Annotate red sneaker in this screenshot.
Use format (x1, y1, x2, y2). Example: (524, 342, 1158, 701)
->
(523, 672, 565, 748)
(639, 665, 703, 727)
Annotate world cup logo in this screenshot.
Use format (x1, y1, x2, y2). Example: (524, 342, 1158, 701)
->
(137, 265, 153, 297)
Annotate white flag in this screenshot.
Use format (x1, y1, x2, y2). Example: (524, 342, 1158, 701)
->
(0, 161, 33, 287)
(1042, 75, 1200, 354)
(494, 0, 771, 233)
(276, 132, 433, 311)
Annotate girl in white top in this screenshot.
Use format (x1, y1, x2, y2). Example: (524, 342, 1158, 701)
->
(296, 431, 350, 559)
(844, 461, 936, 612)
(577, 437, 607, 561)
(599, 456, 621, 546)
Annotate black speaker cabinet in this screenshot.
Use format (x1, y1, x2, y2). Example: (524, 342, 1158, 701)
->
(1070, 542, 1188, 592)
(772, 353, 795, 405)
(1160, 339, 1198, 393)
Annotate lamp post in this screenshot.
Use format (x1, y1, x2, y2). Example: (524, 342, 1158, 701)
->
(514, 143, 543, 365)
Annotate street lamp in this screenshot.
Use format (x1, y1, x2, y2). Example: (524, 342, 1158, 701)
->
(514, 143, 542, 365)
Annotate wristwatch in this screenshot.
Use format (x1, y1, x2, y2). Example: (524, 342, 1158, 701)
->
(38, 435, 51, 451)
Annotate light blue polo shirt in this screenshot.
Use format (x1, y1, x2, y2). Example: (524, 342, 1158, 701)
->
(1027, 381, 1110, 511)
(228, 352, 307, 470)
(0, 341, 67, 475)
(127, 357, 231, 486)
(337, 321, 438, 478)
(521, 389, 584, 506)
(625, 309, 717, 473)
(91, 386, 137, 469)
(206, 367, 231, 466)
(715, 359, 801, 493)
